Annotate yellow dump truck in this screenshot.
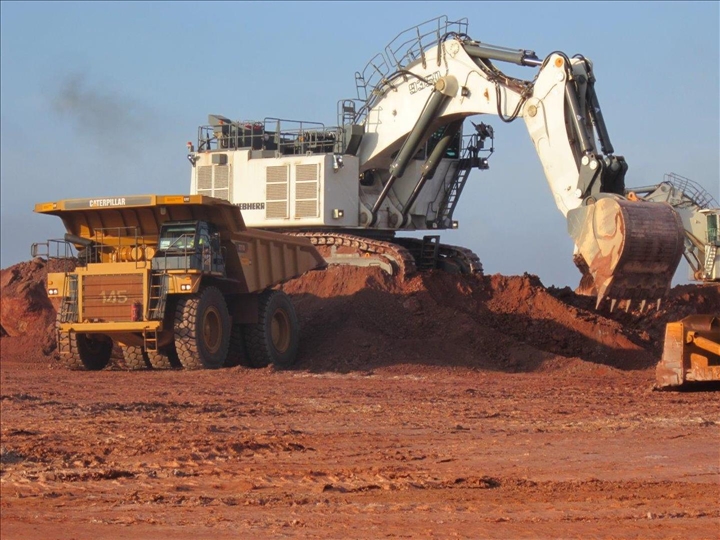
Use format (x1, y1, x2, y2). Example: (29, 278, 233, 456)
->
(32, 195, 325, 370)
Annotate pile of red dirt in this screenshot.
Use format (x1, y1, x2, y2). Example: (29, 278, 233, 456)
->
(0, 259, 60, 363)
(1, 258, 717, 373)
(281, 267, 659, 373)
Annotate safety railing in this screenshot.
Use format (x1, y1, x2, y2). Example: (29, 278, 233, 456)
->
(197, 117, 341, 156)
(31, 239, 78, 273)
(429, 125, 495, 228)
(92, 227, 153, 268)
(662, 173, 718, 210)
(198, 120, 265, 152)
(354, 16, 468, 108)
(32, 228, 153, 269)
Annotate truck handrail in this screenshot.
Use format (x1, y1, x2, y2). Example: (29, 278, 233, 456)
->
(30, 239, 78, 273)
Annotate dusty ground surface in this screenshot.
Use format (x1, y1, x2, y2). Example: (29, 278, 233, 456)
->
(1, 260, 719, 538)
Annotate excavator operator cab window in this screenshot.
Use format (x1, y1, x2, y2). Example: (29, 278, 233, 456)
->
(707, 213, 719, 246)
(426, 126, 462, 160)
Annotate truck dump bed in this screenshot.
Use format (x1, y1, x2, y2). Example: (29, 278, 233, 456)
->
(34, 194, 325, 293)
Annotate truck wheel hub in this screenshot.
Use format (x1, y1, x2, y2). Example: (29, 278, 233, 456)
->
(202, 307, 222, 354)
(271, 309, 290, 353)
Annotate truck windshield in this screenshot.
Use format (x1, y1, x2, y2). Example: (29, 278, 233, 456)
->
(159, 225, 196, 250)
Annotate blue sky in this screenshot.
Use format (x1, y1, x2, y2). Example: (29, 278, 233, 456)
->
(1, 1, 718, 288)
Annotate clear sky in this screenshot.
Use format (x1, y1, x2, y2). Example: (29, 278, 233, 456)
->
(1, 1, 718, 288)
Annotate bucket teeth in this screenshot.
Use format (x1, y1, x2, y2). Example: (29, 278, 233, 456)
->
(571, 197, 685, 317)
(603, 295, 663, 315)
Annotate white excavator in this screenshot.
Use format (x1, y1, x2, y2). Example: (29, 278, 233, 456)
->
(187, 15, 719, 314)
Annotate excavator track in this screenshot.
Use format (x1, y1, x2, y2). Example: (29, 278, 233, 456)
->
(438, 243, 483, 275)
(286, 232, 417, 277)
(393, 237, 484, 275)
(286, 232, 483, 277)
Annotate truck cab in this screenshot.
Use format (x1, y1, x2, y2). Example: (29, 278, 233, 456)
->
(154, 220, 225, 275)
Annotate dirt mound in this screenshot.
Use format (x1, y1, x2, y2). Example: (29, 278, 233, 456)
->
(0, 259, 59, 362)
(549, 281, 720, 357)
(636, 284, 720, 349)
(1, 259, 55, 337)
(1, 257, 716, 373)
(282, 267, 656, 373)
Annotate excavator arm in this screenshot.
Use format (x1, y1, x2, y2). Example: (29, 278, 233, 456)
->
(355, 23, 687, 309)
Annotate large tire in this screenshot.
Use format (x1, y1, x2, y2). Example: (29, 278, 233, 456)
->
(244, 290, 299, 368)
(174, 287, 230, 370)
(57, 313, 112, 371)
(121, 346, 151, 370)
(225, 324, 248, 367)
(148, 345, 181, 370)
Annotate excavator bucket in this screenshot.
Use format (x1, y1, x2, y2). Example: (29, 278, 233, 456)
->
(656, 315, 720, 389)
(568, 197, 685, 310)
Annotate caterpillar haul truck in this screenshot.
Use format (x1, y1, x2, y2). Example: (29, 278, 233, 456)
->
(185, 15, 706, 312)
(31, 195, 325, 370)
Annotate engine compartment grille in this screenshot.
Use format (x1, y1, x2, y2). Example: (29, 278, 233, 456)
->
(82, 274, 144, 322)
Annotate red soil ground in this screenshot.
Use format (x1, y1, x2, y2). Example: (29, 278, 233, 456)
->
(1, 259, 718, 538)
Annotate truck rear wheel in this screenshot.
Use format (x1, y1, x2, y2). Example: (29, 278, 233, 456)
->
(174, 287, 230, 370)
(244, 290, 299, 368)
(121, 346, 151, 370)
(148, 346, 181, 370)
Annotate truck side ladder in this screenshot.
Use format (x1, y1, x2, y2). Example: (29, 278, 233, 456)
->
(147, 271, 168, 321)
(59, 274, 79, 323)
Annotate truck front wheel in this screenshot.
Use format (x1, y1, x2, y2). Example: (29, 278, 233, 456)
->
(174, 287, 230, 370)
(244, 290, 299, 368)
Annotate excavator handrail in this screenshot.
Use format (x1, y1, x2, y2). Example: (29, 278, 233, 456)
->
(629, 174, 718, 210)
(354, 15, 468, 103)
(662, 173, 718, 209)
